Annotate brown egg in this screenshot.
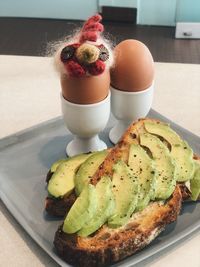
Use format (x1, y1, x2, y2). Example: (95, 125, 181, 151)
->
(111, 39, 154, 92)
(61, 71, 110, 104)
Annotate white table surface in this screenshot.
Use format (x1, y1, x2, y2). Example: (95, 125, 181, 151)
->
(0, 55, 200, 267)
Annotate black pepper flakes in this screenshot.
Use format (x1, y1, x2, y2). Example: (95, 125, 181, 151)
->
(130, 133, 137, 139)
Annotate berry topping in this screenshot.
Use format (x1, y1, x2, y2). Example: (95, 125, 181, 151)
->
(87, 60, 105, 76)
(65, 60, 86, 77)
(60, 45, 76, 62)
(80, 14, 104, 43)
(76, 44, 100, 64)
(99, 45, 109, 61)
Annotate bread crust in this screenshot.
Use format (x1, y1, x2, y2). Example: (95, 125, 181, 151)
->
(54, 186, 182, 267)
(45, 192, 76, 217)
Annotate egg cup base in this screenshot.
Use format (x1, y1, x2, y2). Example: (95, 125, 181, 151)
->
(66, 136, 107, 157)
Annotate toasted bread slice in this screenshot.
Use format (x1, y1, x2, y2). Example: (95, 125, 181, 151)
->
(45, 192, 76, 217)
(45, 118, 199, 216)
(53, 118, 198, 266)
(54, 185, 182, 267)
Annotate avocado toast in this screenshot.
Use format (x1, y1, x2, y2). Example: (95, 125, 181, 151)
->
(45, 150, 110, 216)
(45, 118, 200, 266)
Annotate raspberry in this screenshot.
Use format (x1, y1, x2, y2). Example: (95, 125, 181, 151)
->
(79, 14, 104, 43)
(65, 60, 86, 77)
(88, 60, 105, 76)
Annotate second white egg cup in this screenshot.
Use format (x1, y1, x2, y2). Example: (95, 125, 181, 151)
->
(109, 84, 154, 144)
(61, 92, 110, 157)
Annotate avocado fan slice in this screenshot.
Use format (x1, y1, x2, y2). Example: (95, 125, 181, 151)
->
(48, 153, 92, 198)
(62, 183, 97, 234)
(75, 150, 108, 196)
(108, 160, 139, 228)
(50, 158, 66, 173)
(78, 176, 115, 237)
(144, 121, 195, 182)
(140, 133, 176, 200)
(128, 143, 156, 211)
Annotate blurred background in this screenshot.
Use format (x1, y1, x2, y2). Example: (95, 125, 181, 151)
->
(0, 0, 200, 63)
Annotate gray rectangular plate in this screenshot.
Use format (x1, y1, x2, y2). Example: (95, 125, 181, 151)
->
(0, 110, 200, 267)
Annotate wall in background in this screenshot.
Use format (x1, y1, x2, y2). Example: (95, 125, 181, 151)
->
(137, 0, 177, 26)
(99, 0, 200, 26)
(0, 0, 200, 25)
(176, 0, 200, 22)
(99, 0, 138, 8)
(99, 0, 177, 26)
(0, 0, 98, 20)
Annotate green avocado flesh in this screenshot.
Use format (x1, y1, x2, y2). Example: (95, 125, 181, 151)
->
(128, 143, 156, 211)
(108, 161, 138, 228)
(190, 161, 200, 201)
(78, 176, 115, 237)
(140, 133, 176, 200)
(48, 153, 92, 198)
(144, 121, 194, 182)
(62, 184, 97, 234)
(75, 150, 108, 196)
(50, 158, 66, 173)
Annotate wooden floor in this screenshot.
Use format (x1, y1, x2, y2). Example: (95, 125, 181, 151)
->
(0, 17, 200, 63)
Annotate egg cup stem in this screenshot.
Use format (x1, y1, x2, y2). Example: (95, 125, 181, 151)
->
(61, 92, 110, 156)
(109, 120, 131, 144)
(109, 84, 154, 144)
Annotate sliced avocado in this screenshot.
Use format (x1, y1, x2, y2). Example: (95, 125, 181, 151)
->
(108, 161, 138, 228)
(50, 158, 66, 173)
(144, 121, 195, 182)
(140, 133, 176, 200)
(128, 143, 156, 211)
(46, 158, 67, 184)
(78, 176, 115, 237)
(48, 153, 92, 198)
(63, 183, 97, 234)
(190, 161, 200, 201)
(75, 150, 108, 196)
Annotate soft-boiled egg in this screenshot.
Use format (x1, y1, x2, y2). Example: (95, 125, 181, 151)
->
(54, 14, 114, 104)
(60, 71, 110, 104)
(111, 40, 154, 92)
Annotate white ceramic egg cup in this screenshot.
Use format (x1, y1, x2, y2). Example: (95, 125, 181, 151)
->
(61, 92, 110, 157)
(109, 83, 154, 144)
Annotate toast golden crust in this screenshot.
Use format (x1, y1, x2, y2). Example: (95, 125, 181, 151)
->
(91, 119, 147, 185)
(90, 118, 176, 185)
(54, 185, 182, 267)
